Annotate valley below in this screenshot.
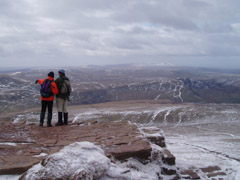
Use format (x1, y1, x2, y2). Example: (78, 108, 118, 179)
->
(1, 64, 240, 114)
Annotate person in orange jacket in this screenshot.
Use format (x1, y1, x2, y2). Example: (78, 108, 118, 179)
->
(35, 71, 59, 127)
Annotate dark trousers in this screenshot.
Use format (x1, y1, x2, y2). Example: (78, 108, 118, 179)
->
(41, 100, 53, 113)
(40, 101, 53, 125)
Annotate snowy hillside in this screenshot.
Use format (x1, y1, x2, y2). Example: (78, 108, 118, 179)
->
(1, 65, 240, 114)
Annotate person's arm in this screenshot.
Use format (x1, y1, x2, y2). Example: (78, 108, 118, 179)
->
(37, 79, 45, 85)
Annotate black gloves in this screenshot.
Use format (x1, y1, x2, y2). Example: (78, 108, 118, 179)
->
(35, 80, 38, 84)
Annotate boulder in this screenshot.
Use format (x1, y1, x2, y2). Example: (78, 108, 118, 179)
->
(19, 142, 110, 180)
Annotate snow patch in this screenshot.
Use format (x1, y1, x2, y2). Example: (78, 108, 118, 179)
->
(33, 153, 48, 158)
(0, 142, 17, 146)
(10, 72, 21, 75)
(0, 142, 33, 146)
(22, 142, 110, 180)
(12, 112, 58, 124)
(0, 175, 20, 180)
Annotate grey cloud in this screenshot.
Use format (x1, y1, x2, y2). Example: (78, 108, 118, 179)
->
(112, 1, 199, 30)
(0, 0, 240, 68)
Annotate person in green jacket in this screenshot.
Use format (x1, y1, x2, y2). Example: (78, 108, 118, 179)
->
(55, 69, 72, 126)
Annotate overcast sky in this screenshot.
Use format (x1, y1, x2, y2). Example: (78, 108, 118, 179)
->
(0, 0, 240, 68)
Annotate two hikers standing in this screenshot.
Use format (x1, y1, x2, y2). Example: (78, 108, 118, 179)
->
(36, 69, 71, 127)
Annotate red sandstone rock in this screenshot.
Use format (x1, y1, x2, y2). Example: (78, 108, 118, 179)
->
(0, 120, 152, 175)
(200, 166, 221, 173)
(207, 172, 226, 178)
(107, 140, 152, 160)
(0, 156, 40, 175)
(180, 170, 200, 179)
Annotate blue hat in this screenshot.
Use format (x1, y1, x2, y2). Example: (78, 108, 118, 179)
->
(58, 69, 65, 75)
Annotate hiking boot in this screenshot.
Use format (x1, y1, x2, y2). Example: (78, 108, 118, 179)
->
(39, 122, 43, 127)
(64, 113, 68, 125)
(47, 124, 52, 127)
(55, 112, 63, 126)
(55, 122, 63, 126)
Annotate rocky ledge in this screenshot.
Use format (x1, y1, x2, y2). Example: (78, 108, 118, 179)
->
(0, 119, 228, 179)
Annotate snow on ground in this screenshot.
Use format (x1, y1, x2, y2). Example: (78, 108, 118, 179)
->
(161, 120, 240, 179)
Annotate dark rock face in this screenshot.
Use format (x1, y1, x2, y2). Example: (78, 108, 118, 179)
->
(161, 167, 177, 175)
(146, 135, 166, 148)
(162, 149, 175, 166)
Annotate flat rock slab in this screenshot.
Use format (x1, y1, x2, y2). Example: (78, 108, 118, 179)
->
(0, 120, 152, 175)
(180, 170, 200, 179)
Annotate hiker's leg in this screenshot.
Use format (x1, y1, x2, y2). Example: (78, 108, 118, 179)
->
(63, 99, 68, 113)
(47, 101, 53, 127)
(63, 99, 68, 125)
(56, 112, 63, 126)
(55, 98, 63, 126)
(47, 101, 53, 114)
(40, 100, 47, 126)
(56, 97, 64, 112)
(64, 112, 68, 125)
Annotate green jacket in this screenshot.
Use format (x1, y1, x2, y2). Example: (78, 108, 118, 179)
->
(55, 75, 72, 99)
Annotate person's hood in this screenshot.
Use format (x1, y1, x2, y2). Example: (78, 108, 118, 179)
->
(47, 76, 54, 81)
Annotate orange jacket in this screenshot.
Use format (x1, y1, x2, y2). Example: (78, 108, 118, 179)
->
(37, 76, 59, 101)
